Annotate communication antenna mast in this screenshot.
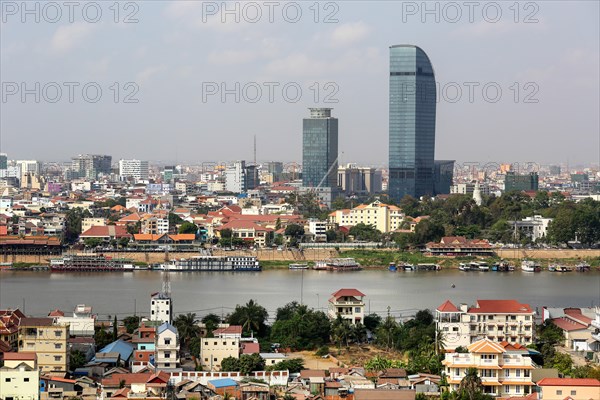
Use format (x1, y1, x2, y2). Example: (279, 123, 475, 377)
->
(253, 135, 257, 166)
(162, 270, 171, 298)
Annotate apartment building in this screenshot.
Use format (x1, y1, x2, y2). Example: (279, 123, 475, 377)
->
(141, 215, 169, 235)
(18, 317, 69, 373)
(55, 304, 95, 337)
(200, 336, 241, 371)
(328, 201, 404, 233)
(0, 352, 40, 400)
(119, 159, 149, 181)
(155, 323, 180, 371)
(435, 300, 535, 350)
(328, 289, 366, 325)
(150, 292, 172, 325)
(443, 339, 535, 397)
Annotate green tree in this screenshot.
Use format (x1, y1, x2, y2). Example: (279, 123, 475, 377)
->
(64, 207, 92, 243)
(174, 313, 200, 349)
(412, 219, 445, 245)
(348, 223, 382, 242)
(459, 367, 483, 400)
(178, 222, 198, 234)
(112, 316, 118, 341)
(168, 212, 184, 226)
(122, 316, 140, 334)
(227, 299, 269, 337)
(552, 352, 573, 376)
(201, 313, 221, 337)
(117, 237, 130, 249)
(220, 356, 241, 372)
(271, 302, 331, 350)
(238, 353, 265, 375)
(331, 315, 352, 349)
(84, 237, 103, 248)
(364, 313, 382, 331)
(69, 349, 87, 371)
(285, 224, 305, 239)
(268, 358, 305, 373)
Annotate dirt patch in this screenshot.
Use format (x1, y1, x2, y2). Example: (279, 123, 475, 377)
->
(285, 350, 340, 370)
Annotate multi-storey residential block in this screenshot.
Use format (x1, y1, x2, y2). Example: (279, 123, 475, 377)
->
(435, 300, 535, 350)
(200, 336, 240, 371)
(71, 154, 112, 179)
(328, 201, 404, 233)
(141, 215, 169, 235)
(328, 289, 366, 325)
(18, 318, 69, 373)
(150, 292, 172, 325)
(155, 323, 180, 371)
(443, 339, 535, 397)
(0, 352, 40, 400)
(118, 159, 149, 181)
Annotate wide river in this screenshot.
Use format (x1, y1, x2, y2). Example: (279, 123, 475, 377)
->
(1, 270, 599, 321)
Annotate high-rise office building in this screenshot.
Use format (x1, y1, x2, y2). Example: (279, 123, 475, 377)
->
(119, 159, 149, 181)
(302, 108, 339, 206)
(71, 154, 112, 179)
(0, 153, 7, 170)
(225, 160, 247, 193)
(388, 45, 436, 200)
(302, 108, 338, 188)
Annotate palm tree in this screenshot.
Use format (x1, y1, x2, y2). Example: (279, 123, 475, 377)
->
(459, 367, 483, 400)
(174, 313, 200, 349)
(229, 299, 268, 336)
(331, 316, 352, 349)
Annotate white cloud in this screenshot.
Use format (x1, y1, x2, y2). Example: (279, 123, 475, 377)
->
(330, 21, 371, 47)
(50, 23, 96, 53)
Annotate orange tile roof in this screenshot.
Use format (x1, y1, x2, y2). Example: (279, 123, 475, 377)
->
(3, 352, 37, 360)
(437, 300, 459, 312)
(469, 300, 533, 314)
(331, 289, 366, 298)
(467, 339, 506, 354)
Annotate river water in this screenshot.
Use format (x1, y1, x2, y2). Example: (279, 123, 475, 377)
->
(1, 270, 599, 321)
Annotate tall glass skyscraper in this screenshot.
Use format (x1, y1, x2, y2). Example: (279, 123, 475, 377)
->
(302, 108, 338, 189)
(388, 45, 436, 201)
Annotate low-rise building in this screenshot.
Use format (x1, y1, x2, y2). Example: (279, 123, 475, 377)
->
(328, 201, 404, 233)
(0, 352, 40, 400)
(55, 304, 95, 337)
(443, 339, 535, 397)
(425, 236, 494, 257)
(0, 309, 25, 350)
(435, 299, 535, 350)
(18, 317, 69, 373)
(509, 215, 553, 242)
(328, 289, 366, 325)
(536, 378, 600, 400)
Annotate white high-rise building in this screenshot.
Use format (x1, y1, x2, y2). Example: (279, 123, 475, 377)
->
(119, 159, 149, 181)
(16, 160, 42, 175)
(225, 161, 246, 193)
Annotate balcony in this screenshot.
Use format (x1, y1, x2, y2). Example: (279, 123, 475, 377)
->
(332, 301, 363, 306)
(448, 355, 472, 365)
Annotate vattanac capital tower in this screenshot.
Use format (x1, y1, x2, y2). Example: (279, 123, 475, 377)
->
(388, 45, 437, 201)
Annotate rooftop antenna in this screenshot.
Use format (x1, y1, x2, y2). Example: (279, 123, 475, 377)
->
(162, 269, 171, 297)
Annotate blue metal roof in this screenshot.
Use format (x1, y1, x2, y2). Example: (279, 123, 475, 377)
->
(94, 339, 134, 362)
(208, 378, 238, 388)
(157, 322, 177, 335)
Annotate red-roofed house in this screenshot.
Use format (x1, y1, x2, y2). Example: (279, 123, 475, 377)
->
(215, 220, 273, 247)
(536, 378, 600, 400)
(435, 300, 535, 350)
(80, 225, 131, 242)
(213, 325, 243, 339)
(0, 309, 25, 350)
(328, 289, 366, 325)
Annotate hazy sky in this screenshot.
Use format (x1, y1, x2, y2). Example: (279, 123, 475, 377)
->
(1, 1, 599, 168)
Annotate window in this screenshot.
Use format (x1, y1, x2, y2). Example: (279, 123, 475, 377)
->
(214, 358, 217, 361)
(354, 307, 361, 313)
(204, 342, 208, 346)
(164, 339, 171, 345)
(570, 390, 576, 396)
(556, 390, 562, 395)
(55, 344, 61, 349)
(24, 378, 30, 382)
(214, 342, 218, 345)
(516, 386, 521, 394)
(165, 352, 171, 358)
(54, 330, 62, 337)
(516, 369, 520, 377)
(54, 356, 62, 361)
(505, 370, 510, 377)
(525, 316, 530, 320)
(5, 378, 11, 382)
(165, 363, 170, 367)
(204, 358, 208, 362)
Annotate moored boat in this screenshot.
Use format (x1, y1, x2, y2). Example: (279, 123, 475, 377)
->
(388, 263, 397, 272)
(548, 264, 557, 272)
(521, 260, 541, 272)
(575, 262, 591, 272)
(326, 258, 362, 271)
(312, 260, 328, 270)
(459, 263, 470, 271)
(477, 262, 490, 271)
(50, 254, 133, 272)
(162, 256, 261, 271)
(289, 263, 309, 270)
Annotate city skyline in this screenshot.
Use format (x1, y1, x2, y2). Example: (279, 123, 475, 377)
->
(1, 2, 598, 165)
